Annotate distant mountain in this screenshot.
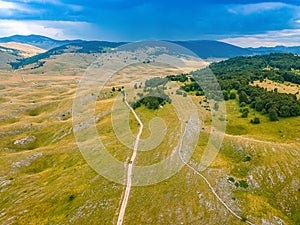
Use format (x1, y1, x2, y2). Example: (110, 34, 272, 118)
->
(6, 34, 300, 70)
(0, 35, 83, 50)
(172, 40, 252, 58)
(248, 46, 300, 55)
(11, 39, 249, 69)
(9, 41, 126, 69)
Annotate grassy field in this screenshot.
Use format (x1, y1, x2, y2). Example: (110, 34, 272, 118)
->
(0, 54, 299, 224)
(253, 78, 300, 99)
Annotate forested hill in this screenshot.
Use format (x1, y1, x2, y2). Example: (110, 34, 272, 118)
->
(208, 53, 300, 120)
(210, 53, 300, 84)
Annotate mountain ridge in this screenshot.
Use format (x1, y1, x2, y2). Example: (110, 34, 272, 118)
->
(2, 34, 300, 70)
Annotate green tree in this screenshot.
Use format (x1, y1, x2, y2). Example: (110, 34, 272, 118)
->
(222, 90, 229, 100)
(239, 91, 249, 104)
(229, 92, 236, 99)
(255, 100, 264, 112)
(290, 104, 300, 116)
(250, 117, 260, 124)
(214, 102, 219, 111)
(269, 109, 279, 121)
(279, 106, 290, 117)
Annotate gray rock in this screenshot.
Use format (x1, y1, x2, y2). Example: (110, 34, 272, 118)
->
(13, 136, 36, 145)
(11, 153, 43, 168)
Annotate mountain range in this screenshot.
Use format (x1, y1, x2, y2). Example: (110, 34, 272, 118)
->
(1, 35, 300, 69)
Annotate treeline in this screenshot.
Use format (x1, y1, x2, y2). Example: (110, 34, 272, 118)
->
(132, 77, 171, 110)
(131, 53, 300, 120)
(209, 53, 300, 120)
(210, 53, 300, 85)
(238, 85, 300, 120)
(162, 53, 300, 120)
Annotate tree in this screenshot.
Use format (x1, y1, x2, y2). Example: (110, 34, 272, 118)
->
(242, 110, 249, 118)
(229, 92, 236, 99)
(112, 87, 116, 92)
(241, 107, 249, 118)
(269, 109, 279, 121)
(214, 102, 219, 111)
(196, 91, 202, 96)
(279, 106, 290, 117)
(250, 117, 260, 124)
(290, 104, 300, 116)
(255, 100, 264, 112)
(222, 90, 229, 100)
(239, 91, 249, 104)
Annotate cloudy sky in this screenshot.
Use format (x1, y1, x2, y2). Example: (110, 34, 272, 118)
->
(0, 0, 300, 47)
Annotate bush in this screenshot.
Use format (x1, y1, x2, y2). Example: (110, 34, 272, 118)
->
(229, 92, 236, 99)
(250, 117, 260, 124)
(269, 109, 279, 121)
(240, 102, 247, 107)
(228, 177, 235, 183)
(244, 155, 252, 162)
(68, 194, 76, 202)
(239, 180, 249, 188)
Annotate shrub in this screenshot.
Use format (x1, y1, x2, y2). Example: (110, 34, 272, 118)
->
(68, 194, 76, 202)
(239, 180, 249, 188)
(228, 177, 235, 183)
(250, 117, 260, 124)
(229, 92, 236, 99)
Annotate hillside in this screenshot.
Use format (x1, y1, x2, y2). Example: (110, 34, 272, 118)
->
(9, 41, 126, 69)
(0, 35, 83, 50)
(8, 39, 252, 70)
(0, 42, 46, 57)
(208, 53, 300, 121)
(248, 46, 300, 55)
(0, 46, 20, 70)
(0, 52, 299, 225)
(173, 40, 252, 58)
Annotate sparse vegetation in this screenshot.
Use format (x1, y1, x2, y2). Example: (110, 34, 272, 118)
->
(0, 51, 299, 225)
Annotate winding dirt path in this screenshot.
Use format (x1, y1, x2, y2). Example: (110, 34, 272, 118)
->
(116, 92, 144, 225)
(178, 126, 255, 225)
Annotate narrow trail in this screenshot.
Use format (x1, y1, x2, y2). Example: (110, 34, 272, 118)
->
(223, 132, 298, 147)
(178, 125, 255, 225)
(115, 92, 255, 225)
(116, 92, 144, 225)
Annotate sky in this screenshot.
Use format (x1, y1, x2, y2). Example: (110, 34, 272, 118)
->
(0, 0, 300, 47)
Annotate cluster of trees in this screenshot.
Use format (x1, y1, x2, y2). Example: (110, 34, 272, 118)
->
(145, 77, 168, 87)
(167, 70, 224, 101)
(167, 74, 188, 82)
(132, 95, 170, 110)
(238, 85, 300, 120)
(132, 77, 171, 110)
(180, 82, 204, 95)
(209, 53, 300, 120)
(211, 53, 300, 86)
(132, 53, 300, 120)
(111, 86, 124, 92)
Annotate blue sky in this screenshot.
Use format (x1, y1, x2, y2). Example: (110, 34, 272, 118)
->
(0, 0, 300, 47)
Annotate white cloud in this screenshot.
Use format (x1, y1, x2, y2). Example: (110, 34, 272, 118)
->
(14, 0, 83, 11)
(0, 20, 99, 40)
(220, 29, 300, 47)
(0, 0, 36, 16)
(14, 0, 61, 4)
(228, 2, 291, 15)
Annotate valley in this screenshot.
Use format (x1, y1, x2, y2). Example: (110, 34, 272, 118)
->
(0, 39, 299, 225)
